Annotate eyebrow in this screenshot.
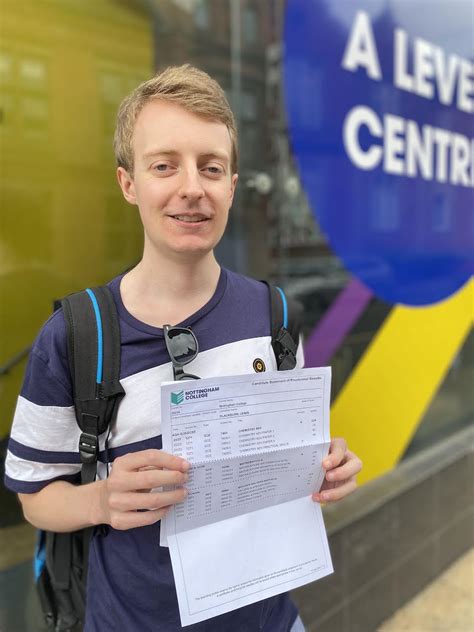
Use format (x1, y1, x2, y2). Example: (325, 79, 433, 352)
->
(142, 149, 176, 159)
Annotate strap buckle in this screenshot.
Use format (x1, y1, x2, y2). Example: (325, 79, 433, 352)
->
(276, 327, 297, 370)
(79, 432, 99, 464)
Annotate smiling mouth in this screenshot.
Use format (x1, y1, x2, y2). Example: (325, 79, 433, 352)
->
(170, 215, 210, 223)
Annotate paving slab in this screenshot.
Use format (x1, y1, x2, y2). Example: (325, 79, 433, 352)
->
(378, 549, 474, 632)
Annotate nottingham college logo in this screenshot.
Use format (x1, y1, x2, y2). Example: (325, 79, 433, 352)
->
(171, 391, 184, 405)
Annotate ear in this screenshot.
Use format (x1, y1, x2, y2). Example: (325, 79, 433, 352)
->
(229, 173, 238, 203)
(117, 167, 137, 204)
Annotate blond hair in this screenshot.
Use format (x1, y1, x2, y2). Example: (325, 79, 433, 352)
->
(114, 64, 238, 174)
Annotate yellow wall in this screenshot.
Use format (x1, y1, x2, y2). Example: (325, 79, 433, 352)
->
(0, 0, 153, 436)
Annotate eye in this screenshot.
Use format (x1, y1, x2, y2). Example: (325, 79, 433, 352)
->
(152, 162, 177, 176)
(203, 165, 224, 175)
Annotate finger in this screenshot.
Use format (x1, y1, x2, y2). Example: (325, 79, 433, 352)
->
(324, 452, 362, 482)
(110, 507, 170, 531)
(313, 477, 357, 503)
(113, 449, 191, 473)
(128, 468, 189, 492)
(109, 488, 187, 512)
(108, 468, 188, 493)
(323, 437, 348, 470)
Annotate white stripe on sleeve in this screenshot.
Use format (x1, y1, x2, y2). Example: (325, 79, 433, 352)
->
(10, 396, 79, 452)
(5, 450, 81, 483)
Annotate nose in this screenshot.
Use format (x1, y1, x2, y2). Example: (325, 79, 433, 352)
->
(178, 168, 205, 202)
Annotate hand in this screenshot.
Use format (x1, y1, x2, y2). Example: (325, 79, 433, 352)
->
(312, 437, 362, 504)
(99, 449, 190, 530)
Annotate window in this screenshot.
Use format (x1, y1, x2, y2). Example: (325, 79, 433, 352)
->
(194, 0, 209, 30)
(242, 7, 258, 45)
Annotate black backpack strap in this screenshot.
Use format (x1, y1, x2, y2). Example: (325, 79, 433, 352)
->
(61, 285, 125, 484)
(43, 531, 83, 630)
(264, 282, 303, 371)
(35, 286, 124, 630)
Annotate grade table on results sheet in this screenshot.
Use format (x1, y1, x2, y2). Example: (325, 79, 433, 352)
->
(168, 382, 328, 463)
(172, 444, 327, 532)
(164, 374, 330, 533)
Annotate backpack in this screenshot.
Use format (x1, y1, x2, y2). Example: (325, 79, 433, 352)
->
(35, 282, 302, 631)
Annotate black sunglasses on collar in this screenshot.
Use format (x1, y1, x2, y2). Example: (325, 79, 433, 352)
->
(163, 324, 200, 381)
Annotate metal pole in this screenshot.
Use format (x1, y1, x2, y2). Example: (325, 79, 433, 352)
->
(230, 0, 245, 273)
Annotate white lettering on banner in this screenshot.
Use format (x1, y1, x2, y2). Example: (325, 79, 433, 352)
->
(343, 106, 383, 170)
(405, 122, 433, 180)
(340, 12, 474, 187)
(393, 29, 414, 93)
(343, 106, 474, 187)
(384, 114, 406, 176)
(433, 128, 451, 183)
(457, 59, 474, 113)
(341, 10, 382, 81)
(394, 28, 474, 112)
(415, 38, 436, 100)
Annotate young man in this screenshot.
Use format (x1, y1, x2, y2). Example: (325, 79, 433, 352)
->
(5, 65, 362, 631)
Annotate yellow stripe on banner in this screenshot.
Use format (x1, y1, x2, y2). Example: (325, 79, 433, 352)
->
(331, 278, 474, 485)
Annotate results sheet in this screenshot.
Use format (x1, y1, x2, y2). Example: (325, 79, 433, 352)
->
(160, 367, 333, 626)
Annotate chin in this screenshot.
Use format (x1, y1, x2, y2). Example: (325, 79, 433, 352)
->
(168, 240, 217, 259)
(171, 233, 223, 254)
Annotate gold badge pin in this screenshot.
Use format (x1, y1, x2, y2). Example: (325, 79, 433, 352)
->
(253, 358, 266, 373)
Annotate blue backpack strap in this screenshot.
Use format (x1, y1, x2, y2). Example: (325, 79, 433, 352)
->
(263, 281, 303, 370)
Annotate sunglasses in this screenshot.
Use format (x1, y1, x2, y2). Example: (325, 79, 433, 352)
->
(163, 324, 200, 381)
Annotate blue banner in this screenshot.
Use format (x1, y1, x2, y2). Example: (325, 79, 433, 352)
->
(284, 0, 473, 305)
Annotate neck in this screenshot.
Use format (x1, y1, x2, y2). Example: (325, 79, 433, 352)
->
(120, 246, 221, 327)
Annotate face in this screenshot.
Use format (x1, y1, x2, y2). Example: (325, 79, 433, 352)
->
(117, 99, 238, 262)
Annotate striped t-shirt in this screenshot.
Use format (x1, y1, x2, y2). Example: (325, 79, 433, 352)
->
(5, 268, 303, 631)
